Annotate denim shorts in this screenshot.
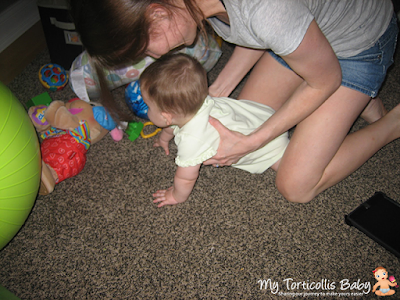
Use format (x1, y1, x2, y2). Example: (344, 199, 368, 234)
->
(268, 13, 399, 98)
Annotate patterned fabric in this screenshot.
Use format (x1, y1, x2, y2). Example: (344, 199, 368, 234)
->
(40, 121, 91, 183)
(41, 134, 88, 184)
(41, 127, 65, 140)
(68, 121, 91, 150)
(69, 33, 222, 101)
(41, 121, 91, 150)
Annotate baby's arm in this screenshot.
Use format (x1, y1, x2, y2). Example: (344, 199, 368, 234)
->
(372, 282, 380, 293)
(153, 164, 201, 207)
(153, 127, 174, 155)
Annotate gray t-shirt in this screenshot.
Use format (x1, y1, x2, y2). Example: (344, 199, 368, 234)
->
(208, 0, 393, 58)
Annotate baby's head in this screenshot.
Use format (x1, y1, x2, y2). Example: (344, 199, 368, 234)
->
(374, 267, 388, 281)
(140, 53, 208, 119)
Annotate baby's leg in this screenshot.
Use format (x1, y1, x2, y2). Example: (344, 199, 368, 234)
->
(270, 159, 281, 172)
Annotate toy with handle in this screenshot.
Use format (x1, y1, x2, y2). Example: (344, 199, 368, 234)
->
(126, 121, 161, 141)
(389, 276, 399, 288)
(141, 122, 161, 138)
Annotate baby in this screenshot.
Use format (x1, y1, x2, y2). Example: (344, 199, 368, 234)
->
(372, 267, 396, 296)
(140, 53, 289, 207)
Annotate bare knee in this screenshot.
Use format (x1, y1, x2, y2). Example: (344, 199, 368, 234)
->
(275, 176, 315, 204)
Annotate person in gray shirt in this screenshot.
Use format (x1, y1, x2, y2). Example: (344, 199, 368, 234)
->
(69, 0, 399, 203)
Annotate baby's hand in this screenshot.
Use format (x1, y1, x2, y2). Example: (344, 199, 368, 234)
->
(153, 187, 180, 207)
(153, 135, 170, 155)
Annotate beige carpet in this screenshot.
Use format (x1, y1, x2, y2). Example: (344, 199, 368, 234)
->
(0, 41, 399, 299)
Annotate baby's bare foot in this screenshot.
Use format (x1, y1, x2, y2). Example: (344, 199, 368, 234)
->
(361, 97, 387, 123)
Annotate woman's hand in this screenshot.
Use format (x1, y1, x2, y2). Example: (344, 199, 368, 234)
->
(203, 117, 256, 167)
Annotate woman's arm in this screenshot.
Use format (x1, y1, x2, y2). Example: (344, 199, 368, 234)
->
(209, 46, 265, 97)
(205, 20, 342, 166)
(251, 20, 342, 144)
(152, 164, 201, 207)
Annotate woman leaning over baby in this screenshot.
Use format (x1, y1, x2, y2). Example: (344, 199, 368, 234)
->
(68, 0, 400, 203)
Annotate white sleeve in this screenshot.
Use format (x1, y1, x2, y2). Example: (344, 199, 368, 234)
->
(174, 131, 219, 167)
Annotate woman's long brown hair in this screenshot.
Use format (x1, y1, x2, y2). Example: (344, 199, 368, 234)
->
(68, 0, 207, 122)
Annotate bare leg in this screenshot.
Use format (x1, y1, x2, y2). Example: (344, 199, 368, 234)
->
(310, 104, 399, 197)
(239, 52, 399, 203)
(238, 52, 303, 110)
(241, 52, 388, 123)
(276, 87, 400, 203)
(360, 97, 388, 123)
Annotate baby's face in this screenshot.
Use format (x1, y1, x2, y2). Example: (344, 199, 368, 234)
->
(375, 269, 388, 281)
(141, 91, 168, 128)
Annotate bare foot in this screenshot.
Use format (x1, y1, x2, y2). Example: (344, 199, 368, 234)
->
(385, 103, 400, 141)
(360, 97, 387, 123)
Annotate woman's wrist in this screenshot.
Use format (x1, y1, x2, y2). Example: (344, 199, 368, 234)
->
(248, 126, 273, 152)
(209, 47, 265, 98)
(209, 78, 235, 98)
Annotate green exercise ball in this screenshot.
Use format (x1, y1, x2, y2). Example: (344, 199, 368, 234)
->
(0, 81, 41, 250)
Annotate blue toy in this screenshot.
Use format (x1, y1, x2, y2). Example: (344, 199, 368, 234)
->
(39, 64, 68, 91)
(125, 81, 149, 119)
(124, 81, 162, 142)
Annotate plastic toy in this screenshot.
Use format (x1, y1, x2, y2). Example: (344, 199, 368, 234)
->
(0, 81, 41, 250)
(70, 33, 222, 102)
(26, 92, 52, 109)
(126, 121, 144, 141)
(126, 121, 161, 141)
(389, 276, 399, 288)
(125, 81, 149, 119)
(141, 122, 162, 138)
(39, 63, 69, 91)
(28, 98, 120, 195)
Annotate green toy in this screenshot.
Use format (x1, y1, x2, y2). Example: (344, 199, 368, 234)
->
(0, 284, 21, 300)
(26, 92, 52, 109)
(126, 121, 144, 141)
(125, 121, 161, 141)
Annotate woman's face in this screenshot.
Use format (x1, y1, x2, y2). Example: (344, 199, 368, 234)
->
(145, 7, 198, 58)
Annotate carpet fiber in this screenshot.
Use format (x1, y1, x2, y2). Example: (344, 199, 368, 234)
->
(0, 41, 399, 299)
